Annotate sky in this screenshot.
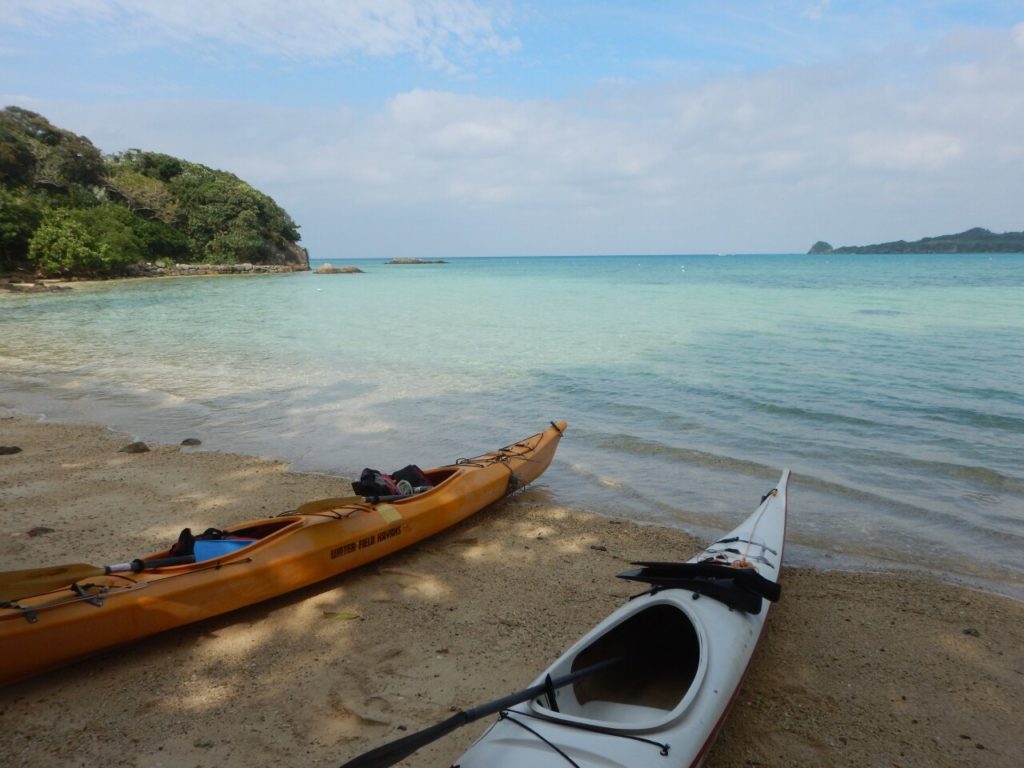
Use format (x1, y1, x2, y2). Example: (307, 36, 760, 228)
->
(2, 1, 1023, 258)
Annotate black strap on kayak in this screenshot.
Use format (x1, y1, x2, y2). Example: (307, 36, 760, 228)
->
(618, 562, 781, 614)
(543, 674, 559, 712)
(715, 536, 779, 555)
(498, 710, 671, 762)
(497, 712, 581, 767)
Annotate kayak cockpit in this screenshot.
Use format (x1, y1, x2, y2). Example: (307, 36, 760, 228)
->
(530, 600, 706, 731)
(147, 517, 304, 564)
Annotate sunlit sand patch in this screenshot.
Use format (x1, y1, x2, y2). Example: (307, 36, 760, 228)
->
(184, 492, 259, 514)
(316, 692, 396, 742)
(933, 627, 993, 666)
(455, 539, 541, 568)
(554, 536, 603, 554)
(58, 461, 96, 470)
(376, 568, 451, 599)
(172, 678, 242, 711)
(534, 505, 572, 520)
(224, 463, 289, 481)
(521, 524, 557, 539)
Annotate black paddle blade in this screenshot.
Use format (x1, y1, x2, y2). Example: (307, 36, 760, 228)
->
(629, 561, 781, 601)
(619, 562, 781, 614)
(339, 711, 469, 768)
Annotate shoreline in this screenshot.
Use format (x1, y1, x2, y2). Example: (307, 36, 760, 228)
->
(1, 398, 1019, 605)
(1, 413, 1022, 766)
(0, 263, 308, 294)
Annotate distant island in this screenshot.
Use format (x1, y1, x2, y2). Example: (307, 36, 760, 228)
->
(386, 258, 447, 264)
(0, 106, 307, 279)
(809, 228, 1024, 255)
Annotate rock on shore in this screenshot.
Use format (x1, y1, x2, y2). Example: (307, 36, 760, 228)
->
(127, 262, 307, 277)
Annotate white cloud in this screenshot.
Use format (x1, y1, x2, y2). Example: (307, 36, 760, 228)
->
(2, 0, 517, 68)
(850, 132, 963, 172)
(1013, 22, 1024, 48)
(802, 1, 832, 23)
(6, 9, 1024, 255)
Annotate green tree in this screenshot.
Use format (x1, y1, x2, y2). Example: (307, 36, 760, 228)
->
(0, 107, 104, 191)
(0, 189, 44, 270)
(107, 167, 179, 223)
(0, 124, 36, 187)
(170, 167, 298, 262)
(27, 209, 107, 273)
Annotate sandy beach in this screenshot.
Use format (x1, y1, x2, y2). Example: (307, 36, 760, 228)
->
(1, 412, 1021, 767)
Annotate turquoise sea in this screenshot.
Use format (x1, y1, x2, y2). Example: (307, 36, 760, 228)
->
(2, 253, 1022, 598)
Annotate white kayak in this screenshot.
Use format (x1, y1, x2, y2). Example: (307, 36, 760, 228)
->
(452, 469, 790, 768)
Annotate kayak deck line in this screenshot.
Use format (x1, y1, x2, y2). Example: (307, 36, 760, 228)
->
(494, 709, 671, 761)
(713, 536, 779, 556)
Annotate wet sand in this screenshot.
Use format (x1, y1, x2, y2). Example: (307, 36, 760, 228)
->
(1, 413, 1021, 767)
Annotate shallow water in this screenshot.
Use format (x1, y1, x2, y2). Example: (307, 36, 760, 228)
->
(2, 253, 1022, 598)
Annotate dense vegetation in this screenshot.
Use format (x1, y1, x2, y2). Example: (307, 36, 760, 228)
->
(0, 107, 306, 277)
(809, 227, 1024, 255)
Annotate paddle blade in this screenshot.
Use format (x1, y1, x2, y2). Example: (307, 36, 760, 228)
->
(339, 712, 468, 768)
(0, 563, 106, 602)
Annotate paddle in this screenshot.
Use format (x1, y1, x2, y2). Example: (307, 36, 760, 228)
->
(339, 657, 622, 768)
(0, 555, 196, 602)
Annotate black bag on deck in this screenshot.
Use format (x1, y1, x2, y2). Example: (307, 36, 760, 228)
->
(391, 464, 431, 490)
(352, 468, 399, 497)
(168, 527, 230, 557)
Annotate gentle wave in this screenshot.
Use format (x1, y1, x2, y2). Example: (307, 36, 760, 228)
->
(904, 404, 1024, 433)
(581, 430, 779, 478)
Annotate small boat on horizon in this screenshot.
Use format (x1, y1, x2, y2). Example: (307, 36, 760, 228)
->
(0, 420, 568, 686)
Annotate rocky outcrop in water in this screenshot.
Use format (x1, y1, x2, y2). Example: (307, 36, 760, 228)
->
(315, 263, 364, 274)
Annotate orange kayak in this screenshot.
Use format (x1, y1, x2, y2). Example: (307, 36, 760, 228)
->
(0, 421, 567, 685)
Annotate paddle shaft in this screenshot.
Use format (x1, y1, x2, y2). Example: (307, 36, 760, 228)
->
(339, 657, 622, 768)
(0, 555, 198, 602)
(106, 555, 197, 574)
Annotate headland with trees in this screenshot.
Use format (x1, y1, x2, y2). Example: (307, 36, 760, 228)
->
(809, 227, 1024, 254)
(0, 107, 307, 280)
